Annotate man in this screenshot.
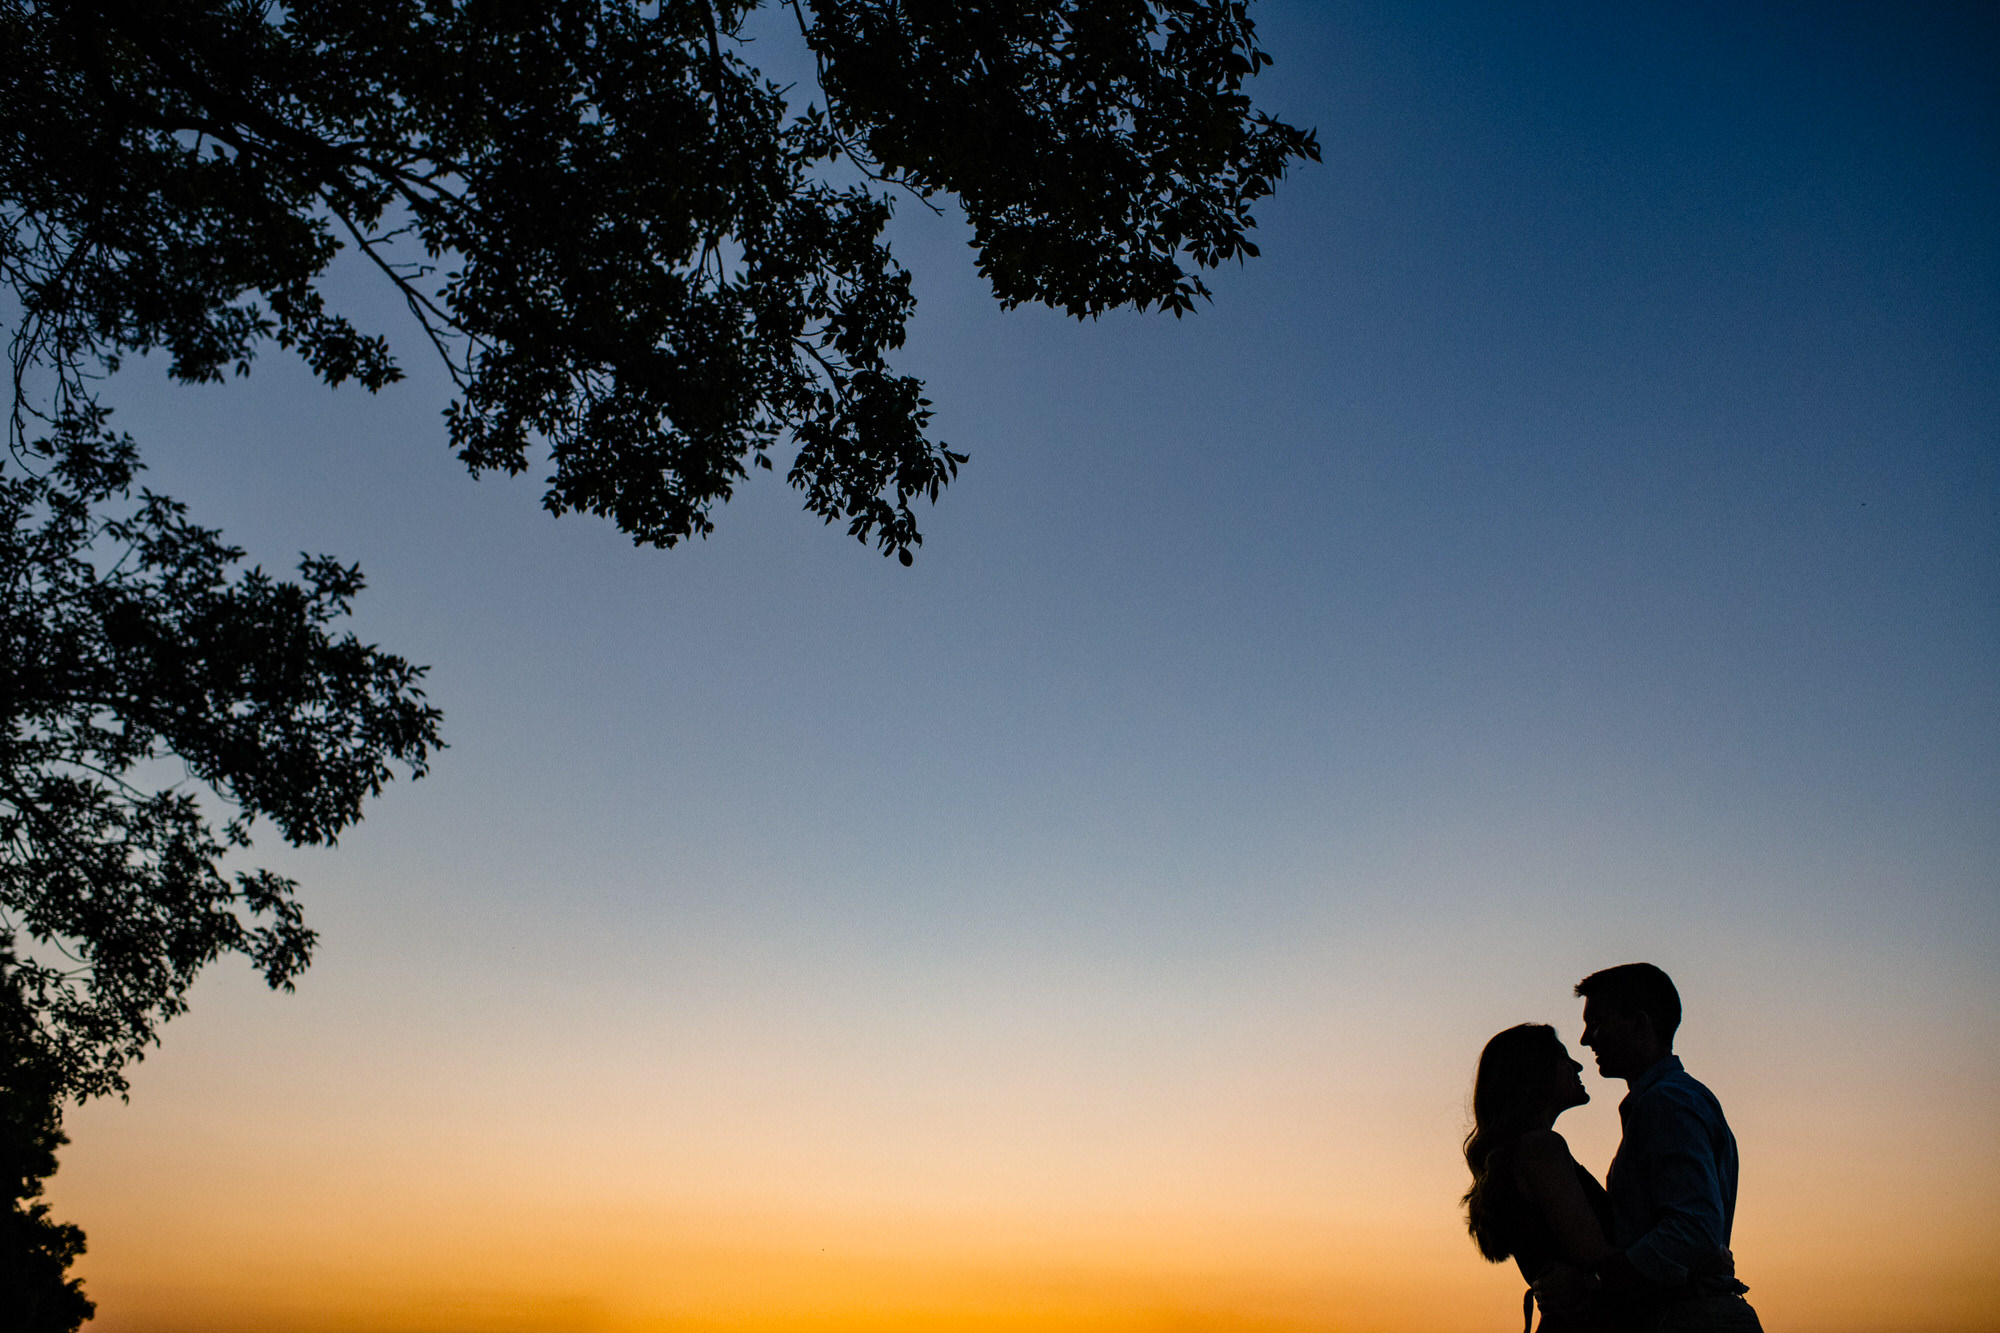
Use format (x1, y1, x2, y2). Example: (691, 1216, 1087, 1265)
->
(1537, 963, 1764, 1332)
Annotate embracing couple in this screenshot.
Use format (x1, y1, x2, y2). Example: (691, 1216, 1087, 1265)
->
(1463, 963, 1764, 1333)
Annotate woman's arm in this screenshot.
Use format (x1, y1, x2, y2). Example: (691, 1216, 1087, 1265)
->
(1512, 1130, 1616, 1266)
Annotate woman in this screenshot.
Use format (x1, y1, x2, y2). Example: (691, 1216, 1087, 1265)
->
(1463, 1023, 1626, 1333)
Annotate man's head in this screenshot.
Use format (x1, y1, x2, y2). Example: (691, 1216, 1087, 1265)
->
(1576, 962, 1681, 1082)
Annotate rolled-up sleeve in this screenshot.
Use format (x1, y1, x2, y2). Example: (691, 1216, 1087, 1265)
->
(1624, 1092, 1730, 1284)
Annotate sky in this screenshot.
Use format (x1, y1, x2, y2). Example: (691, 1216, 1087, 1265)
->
(39, 2, 1999, 1331)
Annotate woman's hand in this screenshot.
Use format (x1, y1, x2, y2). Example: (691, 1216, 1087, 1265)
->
(1533, 1263, 1592, 1315)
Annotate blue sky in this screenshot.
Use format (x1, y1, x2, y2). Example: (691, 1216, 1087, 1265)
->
(58, 4, 1999, 1329)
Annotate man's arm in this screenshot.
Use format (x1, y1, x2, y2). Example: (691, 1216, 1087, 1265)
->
(1534, 1250, 1650, 1313)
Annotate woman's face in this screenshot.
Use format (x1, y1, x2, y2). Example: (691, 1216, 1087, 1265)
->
(1552, 1043, 1589, 1113)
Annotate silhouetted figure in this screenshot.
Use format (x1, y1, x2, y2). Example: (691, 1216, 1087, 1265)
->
(1463, 1023, 1633, 1332)
(1536, 964, 1765, 1333)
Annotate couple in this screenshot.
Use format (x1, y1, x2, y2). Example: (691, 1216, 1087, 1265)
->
(1463, 963, 1764, 1333)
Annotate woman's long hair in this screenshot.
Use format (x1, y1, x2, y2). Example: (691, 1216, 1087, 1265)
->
(1462, 1022, 1567, 1261)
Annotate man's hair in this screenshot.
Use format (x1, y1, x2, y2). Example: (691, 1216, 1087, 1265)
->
(1575, 963, 1682, 1047)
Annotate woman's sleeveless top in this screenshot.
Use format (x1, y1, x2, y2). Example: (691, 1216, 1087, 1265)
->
(1486, 1141, 1612, 1283)
(1485, 1142, 1624, 1332)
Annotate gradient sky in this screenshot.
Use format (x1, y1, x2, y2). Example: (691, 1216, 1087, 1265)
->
(43, 3, 1999, 1331)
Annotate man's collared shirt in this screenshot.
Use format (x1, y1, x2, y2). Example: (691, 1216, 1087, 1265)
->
(1607, 1054, 1748, 1291)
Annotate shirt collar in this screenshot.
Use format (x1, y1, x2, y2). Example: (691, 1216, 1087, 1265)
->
(1636, 1053, 1684, 1092)
(1619, 1053, 1684, 1115)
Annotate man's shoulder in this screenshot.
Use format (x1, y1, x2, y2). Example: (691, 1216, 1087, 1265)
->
(1632, 1063, 1729, 1125)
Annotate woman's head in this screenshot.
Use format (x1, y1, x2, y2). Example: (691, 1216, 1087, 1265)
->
(1462, 1023, 1587, 1260)
(1473, 1022, 1586, 1133)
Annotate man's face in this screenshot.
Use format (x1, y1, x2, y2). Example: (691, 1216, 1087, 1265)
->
(1580, 997, 1653, 1080)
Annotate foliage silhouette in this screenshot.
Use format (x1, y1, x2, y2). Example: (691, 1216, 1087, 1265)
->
(0, 2, 1311, 1314)
(3, 0, 1318, 561)
(1, 419, 442, 1104)
(0, 947, 92, 1332)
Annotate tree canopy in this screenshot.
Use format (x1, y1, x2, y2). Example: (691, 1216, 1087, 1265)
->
(0, 0, 1315, 1101)
(1, 4, 1311, 1315)
(0, 0, 1314, 1120)
(0, 942, 95, 1331)
(2, 420, 442, 1105)
(4, 0, 1318, 560)
(0, 416, 440, 1327)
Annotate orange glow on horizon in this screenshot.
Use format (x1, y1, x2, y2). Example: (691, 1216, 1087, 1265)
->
(66, 1201, 2000, 1333)
(49, 923, 2000, 1333)
(60, 1099, 2000, 1333)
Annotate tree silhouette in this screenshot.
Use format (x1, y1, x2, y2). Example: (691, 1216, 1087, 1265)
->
(1, 0, 1314, 1121)
(3, 417, 441, 1107)
(4, 0, 1317, 560)
(0, 945, 94, 1333)
(0, 418, 441, 1315)
(1, 2, 1313, 1314)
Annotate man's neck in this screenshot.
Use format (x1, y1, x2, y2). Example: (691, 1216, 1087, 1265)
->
(1621, 1049, 1675, 1091)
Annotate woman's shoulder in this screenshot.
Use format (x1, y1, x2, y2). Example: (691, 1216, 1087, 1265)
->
(1509, 1129, 1582, 1193)
(1512, 1128, 1576, 1165)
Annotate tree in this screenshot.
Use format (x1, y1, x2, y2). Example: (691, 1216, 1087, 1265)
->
(4, 0, 1318, 561)
(1, 0, 1315, 1116)
(2, 418, 442, 1106)
(0, 416, 442, 1317)
(1, 2, 1311, 1312)
(0, 944, 95, 1333)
